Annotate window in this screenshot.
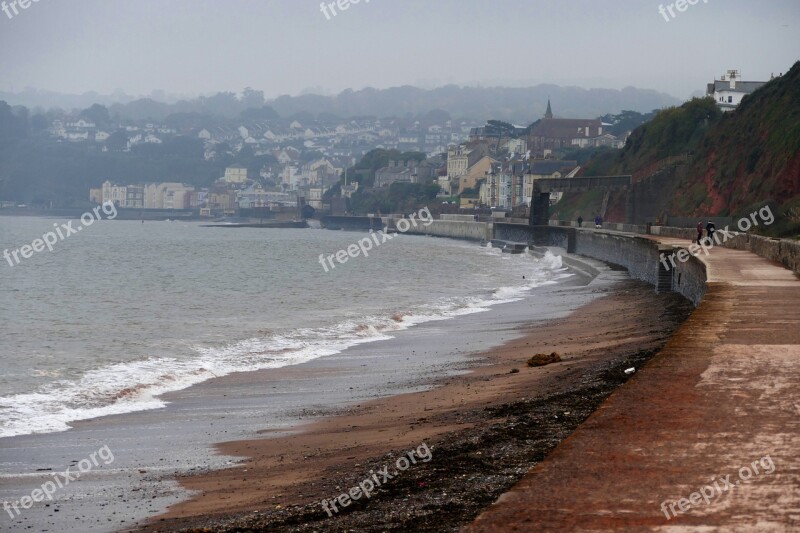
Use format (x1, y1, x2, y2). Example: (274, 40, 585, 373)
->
(728, 96, 733, 103)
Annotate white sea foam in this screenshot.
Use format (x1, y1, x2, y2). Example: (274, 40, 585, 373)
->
(0, 251, 572, 438)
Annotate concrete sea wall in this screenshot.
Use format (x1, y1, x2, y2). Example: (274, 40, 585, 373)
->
(497, 223, 708, 305)
(404, 220, 493, 241)
(321, 216, 793, 304)
(321, 216, 383, 231)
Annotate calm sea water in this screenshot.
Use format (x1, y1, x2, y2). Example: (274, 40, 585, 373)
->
(0, 216, 569, 438)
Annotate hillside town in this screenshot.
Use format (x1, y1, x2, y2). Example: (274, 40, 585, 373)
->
(83, 99, 639, 217)
(75, 70, 772, 219)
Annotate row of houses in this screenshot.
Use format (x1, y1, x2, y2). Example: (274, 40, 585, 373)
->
(49, 119, 174, 145)
(199, 118, 476, 167)
(89, 157, 337, 213)
(90, 180, 301, 214)
(91, 181, 200, 210)
(373, 156, 446, 188)
(430, 100, 631, 209)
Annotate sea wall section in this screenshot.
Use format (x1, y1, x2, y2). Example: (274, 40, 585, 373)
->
(323, 217, 793, 305)
(320, 216, 383, 231)
(495, 223, 708, 305)
(403, 220, 493, 241)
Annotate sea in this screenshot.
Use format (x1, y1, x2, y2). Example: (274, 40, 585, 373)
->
(0, 216, 572, 440)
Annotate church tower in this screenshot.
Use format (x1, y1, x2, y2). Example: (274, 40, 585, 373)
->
(544, 99, 553, 119)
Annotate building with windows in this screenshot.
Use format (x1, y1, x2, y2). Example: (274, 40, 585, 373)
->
(143, 183, 195, 209)
(522, 160, 580, 204)
(100, 181, 135, 207)
(223, 165, 249, 184)
(706, 70, 768, 112)
(447, 144, 483, 179)
(479, 161, 525, 210)
(528, 100, 604, 155)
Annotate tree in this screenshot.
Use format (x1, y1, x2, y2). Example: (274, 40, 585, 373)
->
(422, 109, 451, 123)
(199, 92, 240, 117)
(0, 101, 28, 141)
(164, 112, 214, 131)
(241, 87, 265, 109)
(239, 105, 279, 122)
(300, 150, 324, 163)
(30, 114, 49, 133)
(106, 129, 129, 151)
(287, 111, 314, 125)
(80, 104, 111, 128)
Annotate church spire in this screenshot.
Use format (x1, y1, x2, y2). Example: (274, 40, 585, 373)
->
(544, 99, 553, 119)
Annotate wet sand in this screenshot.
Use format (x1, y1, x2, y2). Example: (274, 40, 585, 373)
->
(141, 276, 693, 532)
(2, 252, 602, 533)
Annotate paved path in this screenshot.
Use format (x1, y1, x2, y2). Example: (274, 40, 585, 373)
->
(466, 235, 800, 531)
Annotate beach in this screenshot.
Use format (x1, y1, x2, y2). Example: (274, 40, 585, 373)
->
(0, 226, 614, 532)
(140, 261, 693, 532)
(0, 230, 694, 532)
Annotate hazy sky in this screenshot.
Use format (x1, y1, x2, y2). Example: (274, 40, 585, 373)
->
(1, 0, 798, 100)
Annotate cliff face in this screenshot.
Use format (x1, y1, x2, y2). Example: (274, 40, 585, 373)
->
(560, 62, 800, 235)
(674, 62, 800, 217)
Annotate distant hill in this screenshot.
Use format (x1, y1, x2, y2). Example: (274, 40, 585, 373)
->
(0, 84, 681, 122)
(265, 85, 681, 122)
(557, 61, 800, 236)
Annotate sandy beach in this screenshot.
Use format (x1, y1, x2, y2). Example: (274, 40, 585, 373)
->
(141, 270, 693, 532)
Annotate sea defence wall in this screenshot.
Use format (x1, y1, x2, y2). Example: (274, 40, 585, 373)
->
(403, 220, 493, 241)
(571, 229, 707, 305)
(320, 216, 383, 231)
(546, 220, 800, 277)
(495, 223, 708, 305)
(430, 218, 795, 306)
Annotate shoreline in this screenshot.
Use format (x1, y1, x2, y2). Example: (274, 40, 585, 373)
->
(140, 270, 693, 531)
(1, 242, 594, 533)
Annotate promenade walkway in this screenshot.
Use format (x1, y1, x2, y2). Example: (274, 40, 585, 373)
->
(466, 234, 800, 531)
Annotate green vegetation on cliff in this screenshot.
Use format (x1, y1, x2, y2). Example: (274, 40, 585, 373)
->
(566, 61, 800, 236)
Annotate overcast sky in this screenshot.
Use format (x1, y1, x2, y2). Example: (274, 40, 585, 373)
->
(0, 0, 798, 100)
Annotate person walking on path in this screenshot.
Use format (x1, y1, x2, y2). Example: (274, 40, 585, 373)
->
(706, 221, 716, 244)
(577, 215, 583, 228)
(594, 215, 602, 229)
(696, 221, 703, 244)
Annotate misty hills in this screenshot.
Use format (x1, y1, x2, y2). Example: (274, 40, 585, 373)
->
(0, 84, 681, 122)
(264, 85, 681, 122)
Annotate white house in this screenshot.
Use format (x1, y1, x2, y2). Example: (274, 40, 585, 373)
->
(67, 119, 96, 129)
(706, 70, 768, 112)
(66, 131, 90, 142)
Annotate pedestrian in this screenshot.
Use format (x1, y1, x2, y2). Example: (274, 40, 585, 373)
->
(577, 215, 583, 228)
(706, 221, 716, 244)
(696, 221, 703, 244)
(595, 215, 602, 229)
